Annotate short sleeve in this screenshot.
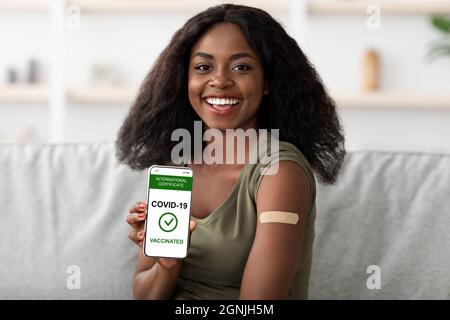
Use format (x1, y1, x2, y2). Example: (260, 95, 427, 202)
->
(249, 143, 317, 217)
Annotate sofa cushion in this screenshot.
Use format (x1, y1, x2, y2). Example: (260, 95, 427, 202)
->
(0, 142, 144, 299)
(0, 143, 449, 299)
(310, 151, 450, 299)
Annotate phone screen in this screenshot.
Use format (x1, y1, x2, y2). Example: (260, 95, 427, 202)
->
(143, 165, 193, 258)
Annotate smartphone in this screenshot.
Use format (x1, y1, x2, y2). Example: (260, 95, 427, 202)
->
(143, 164, 193, 259)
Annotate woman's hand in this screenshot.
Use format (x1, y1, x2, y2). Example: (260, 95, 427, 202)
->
(127, 201, 197, 270)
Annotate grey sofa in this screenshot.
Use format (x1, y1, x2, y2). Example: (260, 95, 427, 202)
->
(0, 142, 449, 299)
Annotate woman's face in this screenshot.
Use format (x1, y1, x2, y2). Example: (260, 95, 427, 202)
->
(188, 22, 266, 132)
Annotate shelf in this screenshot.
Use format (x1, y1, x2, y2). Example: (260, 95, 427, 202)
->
(307, 0, 450, 15)
(0, 0, 48, 12)
(0, 85, 48, 103)
(66, 87, 137, 104)
(333, 92, 450, 109)
(4, 0, 450, 15)
(0, 85, 137, 104)
(1, 86, 449, 109)
(68, 0, 290, 14)
(0, 0, 290, 15)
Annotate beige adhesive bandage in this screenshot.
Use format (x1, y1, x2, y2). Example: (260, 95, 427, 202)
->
(259, 211, 300, 225)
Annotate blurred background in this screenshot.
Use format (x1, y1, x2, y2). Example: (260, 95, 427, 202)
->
(0, 0, 449, 153)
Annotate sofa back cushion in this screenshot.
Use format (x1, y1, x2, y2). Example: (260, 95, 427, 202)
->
(310, 151, 450, 299)
(0, 142, 144, 299)
(1, 143, 449, 299)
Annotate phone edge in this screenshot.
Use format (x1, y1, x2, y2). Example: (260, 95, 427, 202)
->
(143, 164, 193, 259)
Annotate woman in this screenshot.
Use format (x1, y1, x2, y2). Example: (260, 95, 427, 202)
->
(116, 3, 345, 300)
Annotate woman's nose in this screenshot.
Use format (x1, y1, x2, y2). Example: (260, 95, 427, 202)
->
(209, 70, 233, 88)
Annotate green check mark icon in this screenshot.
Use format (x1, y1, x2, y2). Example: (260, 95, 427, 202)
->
(158, 212, 178, 232)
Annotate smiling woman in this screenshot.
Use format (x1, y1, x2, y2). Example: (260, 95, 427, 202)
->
(116, 3, 345, 300)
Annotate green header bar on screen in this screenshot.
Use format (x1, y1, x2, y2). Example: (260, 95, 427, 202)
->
(150, 174, 192, 191)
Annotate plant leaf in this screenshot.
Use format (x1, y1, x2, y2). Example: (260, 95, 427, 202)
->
(426, 42, 450, 61)
(431, 15, 450, 34)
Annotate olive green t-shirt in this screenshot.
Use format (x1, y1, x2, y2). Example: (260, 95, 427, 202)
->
(172, 140, 317, 300)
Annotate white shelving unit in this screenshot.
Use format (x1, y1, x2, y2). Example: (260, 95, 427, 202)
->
(68, 0, 291, 14)
(333, 92, 450, 110)
(307, 0, 450, 15)
(5, 0, 449, 15)
(0, 85, 48, 103)
(66, 87, 138, 104)
(0, 85, 137, 104)
(0, 0, 48, 12)
(3, 85, 450, 109)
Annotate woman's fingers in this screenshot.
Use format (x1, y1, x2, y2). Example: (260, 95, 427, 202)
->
(126, 202, 147, 230)
(188, 219, 197, 248)
(127, 202, 148, 247)
(189, 220, 197, 233)
(126, 211, 147, 228)
(128, 201, 147, 213)
(128, 229, 145, 246)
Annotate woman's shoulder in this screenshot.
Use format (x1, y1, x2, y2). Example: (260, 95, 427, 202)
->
(245, 140, 316, 200)
(251, 140, 314, 174)
(241, 139, 317, 218)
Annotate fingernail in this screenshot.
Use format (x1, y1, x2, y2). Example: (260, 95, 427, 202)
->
(138, 214, 145, 219)
(139, 203, 146, 208)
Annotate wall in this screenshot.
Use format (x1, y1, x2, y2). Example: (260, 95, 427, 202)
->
(0, 1, 449, 154)
(303, 13, 450, 154)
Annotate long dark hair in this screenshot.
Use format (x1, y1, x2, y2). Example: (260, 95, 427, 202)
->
(115, 3, 346, 184)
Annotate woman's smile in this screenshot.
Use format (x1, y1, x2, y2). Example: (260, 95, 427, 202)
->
(202, 95, 243, 116)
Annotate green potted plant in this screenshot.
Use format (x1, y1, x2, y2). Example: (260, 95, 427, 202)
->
(427, 15, 450, 61)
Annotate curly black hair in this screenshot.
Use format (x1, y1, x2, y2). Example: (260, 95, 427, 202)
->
(115, 3, 346, 184)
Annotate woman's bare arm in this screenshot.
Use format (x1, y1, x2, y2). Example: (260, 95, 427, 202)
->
(239, 161, 311, 299)
(133, 250, 182, 300)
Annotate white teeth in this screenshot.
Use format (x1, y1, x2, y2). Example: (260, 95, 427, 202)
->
(205, 97, 240, 106)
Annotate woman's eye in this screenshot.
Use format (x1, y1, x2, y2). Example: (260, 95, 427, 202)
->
(194, 64, 251, 73)
(195, 64, 211, 72)
(233, 64, 252, 71)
